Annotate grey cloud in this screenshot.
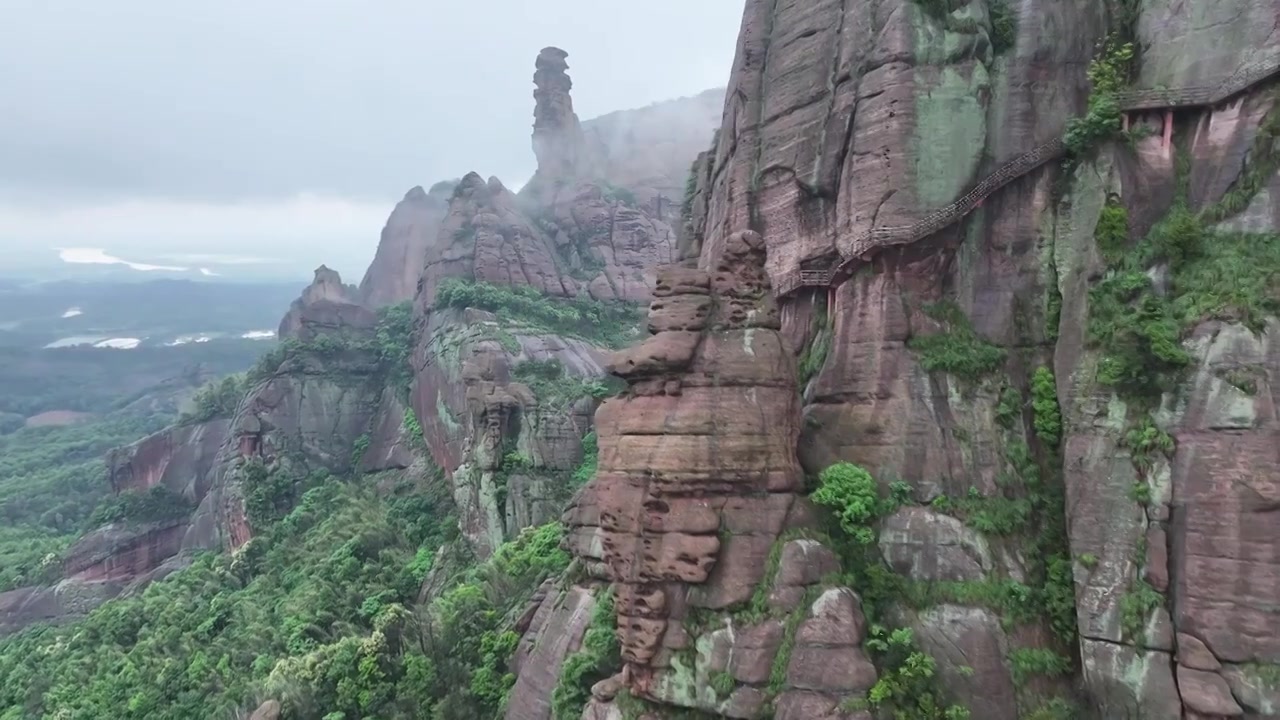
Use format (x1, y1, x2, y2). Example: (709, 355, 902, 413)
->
(0, 0, 743, 203)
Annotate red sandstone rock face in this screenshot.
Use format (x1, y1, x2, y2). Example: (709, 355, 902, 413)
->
(279, 265, 377, 341)
(401, 47, 713, 560)
(528, 47, 594, 191)
(542, 232, 873, 719)
(419, 173, 576, 305)
(360, 182, 454, 308)
(676, 0, 1107, 714)
(108, 419, 230, 499)
(410, 306, 606, 556)
(1055, 81, 1280, 715)
(0, 418, 236, 637)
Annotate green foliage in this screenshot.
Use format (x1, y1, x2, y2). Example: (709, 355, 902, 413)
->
(242, 461, 328, 531)
(932, 489, 1032, 536)
(1078, 553, 1098, 568)
(1045, 266, 1063, 342)
(86, 485, 194, 529)
(351, 433, 371, 471)
(435, 278, 643, 349)
(988, 0, 1016, 54)
(1119, 580, 1163, 642)
(512, 358, 622, 410)
(1088, 150, 1280, 405)
(1041, 553, 1079, 645)
(403, 407, 424, 445)
(995, 385, 1023, 429)
(1024, 697, 1080, 720)
(0, 474, 456, 719)
(601, 183, 638, 207)
(908, 302, 1006, 380)
(797, 304, 833, 387)
(426, 523, 571, 719)
(1008, 648, 1072, 684)
(573, 432, 599, 487)
(709, 670, 736, 700)
(0, 412, 172, 592)
(551, 589, 622, 720)
(903, 579, 1040, 627)
(768, 586, 818, 696)
(1222, 367, 1262, 396)
(1129, 481, 1152, 505)
(913, 0, 951, 19)
(1094, 199, 1130, 265)
(374, 301, 416, 386)
(1123, 416, 1175, 474)
(865, 626, 971, 720)
(680, 161, 699, 227)
(1089, 270, 1190, 398)
(1244, 662, 1280, 689)
(180, 374, 245, 424)
(1064, 40, 1134, 156)
(811, 463, 882, 544)
(1031, 367, 1062, 448)
(246, 301, 416, 387)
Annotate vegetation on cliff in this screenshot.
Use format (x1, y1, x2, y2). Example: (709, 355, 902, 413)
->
(0, 444, 574, 720)
(435, 278, 642, 349)
(0, 412, 174, 592)
(1089, 152, 1280, 404)
(1063, 40, 1134, 157)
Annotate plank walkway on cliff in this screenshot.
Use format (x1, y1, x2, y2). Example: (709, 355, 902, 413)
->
(780, 54, 1280, 296)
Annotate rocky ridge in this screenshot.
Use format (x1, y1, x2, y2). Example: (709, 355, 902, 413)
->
(506, 231, 878, 720)
(0, 44, 721, 641)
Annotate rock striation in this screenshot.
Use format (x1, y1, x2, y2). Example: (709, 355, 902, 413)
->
(522, 231, 876, 719)
(673, 0, 1280, 717)
(360, 182, 455, 308)
(529, 47, 595, 191)
(278, 265, 376, 341)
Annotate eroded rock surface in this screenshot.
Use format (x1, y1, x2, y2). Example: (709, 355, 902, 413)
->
(278, 265, 377, 342)
(360, 182, 455, 307)
(549, 231, 873, 719)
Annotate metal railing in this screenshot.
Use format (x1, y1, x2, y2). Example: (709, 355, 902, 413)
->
(779, 54, 1280, 294)
(1115, 54, 1280, 111)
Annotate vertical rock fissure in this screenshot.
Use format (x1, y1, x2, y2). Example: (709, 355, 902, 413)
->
(809, 0, 852, 195)
(747, 0, 782, 234)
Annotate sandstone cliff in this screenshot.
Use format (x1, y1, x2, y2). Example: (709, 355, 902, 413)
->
(505, 232, 880, 720)
(360, 182, 456, 308)
(403, 50, 718, 558)
(505, 1, 1280, 719)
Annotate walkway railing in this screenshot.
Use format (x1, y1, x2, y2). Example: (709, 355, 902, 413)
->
(775, 53, 1280, 296)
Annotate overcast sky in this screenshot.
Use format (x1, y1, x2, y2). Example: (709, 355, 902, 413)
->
(0, 0, 743, 278)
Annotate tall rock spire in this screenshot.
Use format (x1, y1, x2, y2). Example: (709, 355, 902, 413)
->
(524, 47, 600, 202)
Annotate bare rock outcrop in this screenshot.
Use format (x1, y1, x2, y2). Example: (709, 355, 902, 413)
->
(411, 305, 606, 556)
(360, 182, 455, 307)
(676, 0, 1280, 716)
(676, 0, 1103, 714)
(107, 419, 231, 499)
(278, 265, 376, 341)
(550, 231, 874, 718)
(417, 173, 576, 305)
(528, 47, 595, 193)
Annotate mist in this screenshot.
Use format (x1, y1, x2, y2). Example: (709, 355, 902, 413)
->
(0, 0, 744, 279)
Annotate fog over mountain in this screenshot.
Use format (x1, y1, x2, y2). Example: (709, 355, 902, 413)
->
(0, 0, 742, 279)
